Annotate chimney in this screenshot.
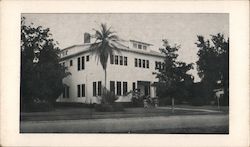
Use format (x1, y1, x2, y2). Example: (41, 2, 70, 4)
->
(84, 32, 91, 44)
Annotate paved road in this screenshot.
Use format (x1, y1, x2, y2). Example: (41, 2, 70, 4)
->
(20, 114, 229, 133)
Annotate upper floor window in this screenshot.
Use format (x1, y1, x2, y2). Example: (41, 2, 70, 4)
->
(110, 55, 114, 64)
(115, 55, 118, 65)
(77, 56, 85, 71)
(142, 59, 145, 68)
(146, 60, 149, 68)
(70, 60, 73, 66)
(135, 58, 138, 67)
(86, 55, 89, 62)
(124, 57, 128, 66)
(120, 56, 123, 65)
(143, 45, 147, 50)
(138, 59, 141, 67)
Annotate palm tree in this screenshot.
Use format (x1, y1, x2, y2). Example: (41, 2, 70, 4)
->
(90, 23, 120, 89)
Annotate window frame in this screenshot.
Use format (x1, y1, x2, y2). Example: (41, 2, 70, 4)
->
(117, 81, 121, 96)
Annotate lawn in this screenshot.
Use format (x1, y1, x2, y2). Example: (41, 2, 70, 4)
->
(20, 105, 228, 121)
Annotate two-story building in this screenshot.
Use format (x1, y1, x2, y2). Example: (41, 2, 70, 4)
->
(57, 33, 165, 104)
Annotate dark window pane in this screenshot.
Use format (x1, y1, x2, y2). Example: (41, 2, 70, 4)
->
(82, 84, 85, 97)
(139, 59, 141, 67)
(124, 57, 127, 66)
(120, 56, 123, 65)
(77, 85, 81, 97)
(81, 56, 85, 70)
(138, 44, 142, 49)
(110, 81, 115, 94)
(117, 81, 121, 96)
(115, 55, 118, 65)
(98, 81, 102, 96)
(86, 55, 89, 61)
(67, 86, 70, 98)
(123, 82, 127, 95)
(143, 59, 145, 68)
(110, 55, 114, 64)
(93, 82, 96, 96)
(133, 82, 136, 91)
(70, 60, 73, 66)
(146, 60, 149, 68)
(63, 87, 66, 98)
(135, 58, 138, 67)
(77, 57, 80, 70)
(143, 46, 147, 50)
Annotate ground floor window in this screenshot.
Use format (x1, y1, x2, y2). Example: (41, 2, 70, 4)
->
(63, 86, 70, 98)
(110, 81, 115, 94)
(117, 81, 121, 95)
(77, 84, 85, 97)
(133, 82, 136, 91)
(98, 81, 102, 96)
(93, 82, 96, 96)
(123, 82, 127, 95)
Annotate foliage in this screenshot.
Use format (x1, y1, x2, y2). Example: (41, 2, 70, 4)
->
(90, 23, 120, 88)
(101, 87, 118, 104)
(21, 17, 69, 111)
(154, 40, 194, 102)
(196, 34, 229, 105)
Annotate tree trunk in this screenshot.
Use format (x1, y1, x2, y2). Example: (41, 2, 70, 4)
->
(171, 97, 175, 113)
(104, 69, 107, 88)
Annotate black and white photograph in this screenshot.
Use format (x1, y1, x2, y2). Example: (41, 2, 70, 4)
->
(20, 13, 229, 133)
(1, 1, 249, 146)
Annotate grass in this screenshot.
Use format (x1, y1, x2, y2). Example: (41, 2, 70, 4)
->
(20, 105, 228, 121)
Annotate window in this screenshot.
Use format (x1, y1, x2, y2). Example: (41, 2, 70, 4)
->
(117, 81, 121, 96)
(146, 60, 149, 68)
(138, 44, 142, 49)
(123, 82, 127, 95)
(124, 57, 127, 66)
(110, 55, 114, 64)
(81, 56, 85, 70)
(142, 60, 145, 68)
(62, 62, 65, 67)
(115, 55, 118, 65)
(110, 81, 115, 94)
(77, 57, 80, 70)
(143, 46, 147, 50)
(81, 84, 85, 97)
(77, 85, 81, 97)
(135, 58, 138, 67)
(64, 86, 70, 98)
(86, 55, 89, 62)
(132, 82, 136, 91)
(155, 61, 158, 69)
(120, 56, 123, 65)
(93, 82, 96, 96)
(69, 60, 73, 66)
(133, 43, 137, 48)
(98, 81, 102, 96)
(139, 59, 141, 67)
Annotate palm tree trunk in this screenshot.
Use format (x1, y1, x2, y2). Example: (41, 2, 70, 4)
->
(104, 69, 107, 88)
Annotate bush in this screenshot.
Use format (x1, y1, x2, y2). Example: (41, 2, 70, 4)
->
(101, 87, 118, 104)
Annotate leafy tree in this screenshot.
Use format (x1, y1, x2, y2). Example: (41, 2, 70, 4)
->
(90, 23, 120, 89)
(155, 40, 193, 111)
(196, 33, 229, 105)
(21, 17, 69, 110)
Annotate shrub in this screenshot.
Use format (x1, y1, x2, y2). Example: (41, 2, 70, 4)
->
(101, 87, 118, 104)
(22, 101, 54, 112)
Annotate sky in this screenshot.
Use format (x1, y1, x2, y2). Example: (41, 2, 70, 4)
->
(22, 13, 229, 82)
